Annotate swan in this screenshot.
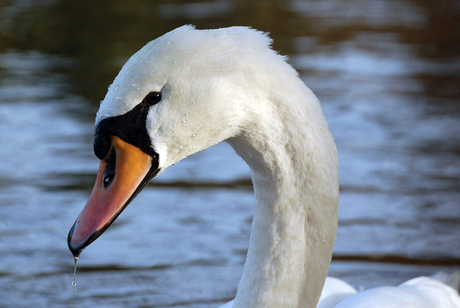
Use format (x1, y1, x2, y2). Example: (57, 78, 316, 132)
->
(67, 25, 460, 308)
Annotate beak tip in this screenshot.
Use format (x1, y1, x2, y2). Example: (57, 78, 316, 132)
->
(67, 222, 84, 257)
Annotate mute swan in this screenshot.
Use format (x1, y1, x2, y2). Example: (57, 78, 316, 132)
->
(67, 25, 460, 308)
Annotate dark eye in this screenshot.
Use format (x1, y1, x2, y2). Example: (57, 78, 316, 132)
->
(103, 165, 115, 188)
(143, 91, 162, 106)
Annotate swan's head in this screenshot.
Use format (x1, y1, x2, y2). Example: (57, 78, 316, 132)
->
(67, 25, 295, 256)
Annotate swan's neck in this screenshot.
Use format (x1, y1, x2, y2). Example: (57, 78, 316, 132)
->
(227, 89, 339, 308)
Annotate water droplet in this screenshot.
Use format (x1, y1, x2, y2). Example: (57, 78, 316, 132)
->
(115, 86, 119, 90)
(185, 112, 190, 116)
(72, 257, 79, 287)
(174, 60, 178, 64)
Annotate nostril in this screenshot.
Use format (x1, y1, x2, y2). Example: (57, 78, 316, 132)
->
(103, 165, 115, 188)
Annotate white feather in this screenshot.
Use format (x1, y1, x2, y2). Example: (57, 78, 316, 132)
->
(99, 25, 460, 308)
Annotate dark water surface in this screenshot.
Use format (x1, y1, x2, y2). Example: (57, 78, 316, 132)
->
(0, 0, 459, 307)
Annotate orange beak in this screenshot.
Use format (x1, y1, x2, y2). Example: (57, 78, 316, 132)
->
(67, 136, 159, 257)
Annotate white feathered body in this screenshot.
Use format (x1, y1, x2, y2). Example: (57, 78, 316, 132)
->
(89, 26, 460, 308)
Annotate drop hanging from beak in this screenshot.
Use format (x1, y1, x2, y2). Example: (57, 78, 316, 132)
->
(67, 135, 160, 257)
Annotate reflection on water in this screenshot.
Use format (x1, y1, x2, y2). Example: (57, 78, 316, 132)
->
(0, 0, 459, 307)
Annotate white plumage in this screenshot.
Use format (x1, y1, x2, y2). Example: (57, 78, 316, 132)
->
(91, 25, 460, 307)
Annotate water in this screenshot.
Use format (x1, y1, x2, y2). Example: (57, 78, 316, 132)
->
(0, 0, 459, 307)
(72, 257, 79, 288)
(71, 256, 78, 308)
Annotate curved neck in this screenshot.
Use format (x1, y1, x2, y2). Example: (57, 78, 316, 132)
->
(227, 88, 339, 308)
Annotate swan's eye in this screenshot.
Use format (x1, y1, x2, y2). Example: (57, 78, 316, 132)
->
(103, 165, 115, 188)
(143, 91, 162, 106)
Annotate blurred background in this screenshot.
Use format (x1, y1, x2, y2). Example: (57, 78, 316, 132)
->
(0, 0, 459, 307)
